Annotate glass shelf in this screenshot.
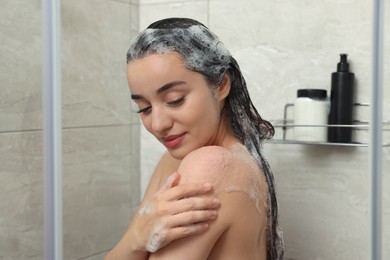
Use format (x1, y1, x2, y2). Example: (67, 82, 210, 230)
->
(266, 103, 390, 147)
(267, 139, 390, 147)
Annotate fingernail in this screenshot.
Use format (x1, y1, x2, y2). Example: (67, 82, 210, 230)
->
(211, 211, 218, 218)
(212, 199, 220, 207)
(166, 174, 175, 187)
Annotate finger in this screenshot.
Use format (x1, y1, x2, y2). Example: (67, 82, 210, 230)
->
(168, 210, 218, 228)
(153, 222, 209, 251)
(167, 222, 210, 241)
(169, 172, 181, 188)
(163, 182, 213, 201)
(169, 197, 220, 214)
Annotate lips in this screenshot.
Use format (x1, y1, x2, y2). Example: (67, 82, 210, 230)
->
(162, 133, 186, 149)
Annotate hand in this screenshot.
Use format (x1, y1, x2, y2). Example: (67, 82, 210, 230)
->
(131, 172, 220, 253)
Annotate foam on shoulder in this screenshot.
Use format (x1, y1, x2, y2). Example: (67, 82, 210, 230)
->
(177, 144, 267, 214)
(178, 145, 232, 188)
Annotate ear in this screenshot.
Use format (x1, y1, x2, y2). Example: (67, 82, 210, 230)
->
(216, 72, 231, 102)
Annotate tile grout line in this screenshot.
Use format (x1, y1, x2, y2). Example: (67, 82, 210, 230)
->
(0, 123, 135, 134)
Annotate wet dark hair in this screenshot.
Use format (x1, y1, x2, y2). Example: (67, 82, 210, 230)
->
(127, 17, 283, 260)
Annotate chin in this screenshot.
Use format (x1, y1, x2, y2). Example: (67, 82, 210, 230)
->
(167, 146, 194, 160)
(167, 150, 187, 160)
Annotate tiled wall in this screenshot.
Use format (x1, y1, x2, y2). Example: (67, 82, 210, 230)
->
(0, 0, 140, 259)
(137, 0, 390, 259)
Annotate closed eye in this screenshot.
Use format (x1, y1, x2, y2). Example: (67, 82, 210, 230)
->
(136, 106, 152, 114)
(167, 97, 185, 106)
(136, 97, 184, 114)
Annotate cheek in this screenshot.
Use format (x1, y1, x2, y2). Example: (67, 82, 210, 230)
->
(191, 98, 220, 129)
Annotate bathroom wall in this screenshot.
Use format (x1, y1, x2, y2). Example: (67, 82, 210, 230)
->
(1, 0, 387, 259)
(137, 0, 389, 259)
(0, 0, 139, 259)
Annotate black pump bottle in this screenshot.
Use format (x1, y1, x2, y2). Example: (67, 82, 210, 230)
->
(328, 54, 355, 143)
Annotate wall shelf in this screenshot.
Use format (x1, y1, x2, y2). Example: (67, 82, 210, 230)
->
(267, 139, 375, 147)
(266, 103, 390, 147)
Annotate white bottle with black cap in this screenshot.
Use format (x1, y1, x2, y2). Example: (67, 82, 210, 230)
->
(293, 89, 328, 142)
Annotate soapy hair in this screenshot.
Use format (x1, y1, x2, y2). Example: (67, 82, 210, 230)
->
(126, 17, 284, 260)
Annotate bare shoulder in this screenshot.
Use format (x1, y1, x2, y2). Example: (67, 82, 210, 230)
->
(178, 144, 268, 216)
(177, 144, 264, 194)
(177, 146, 234, 185)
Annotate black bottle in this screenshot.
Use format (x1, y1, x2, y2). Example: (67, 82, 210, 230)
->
(328, 54, 355, 143)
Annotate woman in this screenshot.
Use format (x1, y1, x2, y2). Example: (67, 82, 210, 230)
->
(106, 18, 284, 260)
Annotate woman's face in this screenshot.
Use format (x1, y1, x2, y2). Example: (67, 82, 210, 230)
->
(128, 53, 230, 159)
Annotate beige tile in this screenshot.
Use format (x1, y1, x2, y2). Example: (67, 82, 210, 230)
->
(139, 1, 208, 30)
(140, 127, 165, 195)
(110, 0, 139, 5)
(130, 1, 141, 33)
(80, 250, 110, 260)
(0, 0, 138, 133)
(0, 131, 44, 258)
(130, 118, 141, 196)
(264, 144, 370, 259)
(0, 127, 140, 259)
(140, 0, 205, 5)
(0, 0, 43, 132)
(384, 153, 390, 259)
(210, 0, 371, 51)
(208, 0, 373, 125)
(62, 125, 139, 259)
(61, 0, 137, 128)
(0, 125, 139, 259)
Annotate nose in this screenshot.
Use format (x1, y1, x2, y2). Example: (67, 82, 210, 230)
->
(150, 106, 173, 134)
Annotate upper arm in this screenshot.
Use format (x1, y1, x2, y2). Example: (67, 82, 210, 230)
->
(149, 146, 234, 259)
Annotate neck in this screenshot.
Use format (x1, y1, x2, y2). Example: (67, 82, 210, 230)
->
(212, 114, 241, 148)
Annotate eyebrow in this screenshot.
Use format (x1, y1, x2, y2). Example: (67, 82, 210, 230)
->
(131, 81, 186, 100)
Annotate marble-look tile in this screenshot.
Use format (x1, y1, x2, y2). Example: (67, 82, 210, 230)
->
(209, 0, 373, 142)
(62, 125, 138, 259)
(210, 0, 371, 51)
(140, 0, 205, 5)
(0, 0, 138, 133)
(138, 1, 208, 30)
(264, 144, 370, 260)
(109, 0, 138, 5)
(0, 126, 139, 259)
(80, 250, 110, 260)
(0, 131, 44, 258)
(384, 150, 390, 259)
(130, 1, 141, 33)
(0, 0, 42, 133)
(131, 122, 141, 197)
(61, 0, 137, 128)
(140, 127, 165, 195)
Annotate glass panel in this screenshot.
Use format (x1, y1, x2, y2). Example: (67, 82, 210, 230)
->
(61, 0, 139, 259)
